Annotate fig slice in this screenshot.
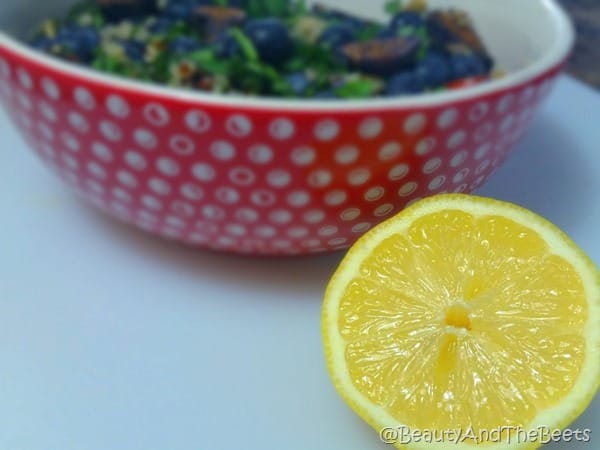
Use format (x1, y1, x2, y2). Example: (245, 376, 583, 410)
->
(192, 6, 247, 41)
(95, 0, 158, 22)
(341, 36, 421, 76)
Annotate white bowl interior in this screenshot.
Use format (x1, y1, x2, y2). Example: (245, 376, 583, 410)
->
(0, 0, 573, 109)
(1, 0, 76, 38)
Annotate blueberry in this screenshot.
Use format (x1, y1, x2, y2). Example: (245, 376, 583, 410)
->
(425, 17, 454, 51)
(169, 36, 203, 54)
(480, 54, 494, 73)
(318, 22, 357, 49)
(30, 36, 57, 52)
(121, 40, 146, 61)
(376, 27, 397, 39)
(164, 2, 192, 21)
(345, 17, 371, 30)
(55, 26, 101, 62)
(57, 26, 100, 49)
(390, 11, 424, 30)
(285, 72, 311, 96)
(414, 52, 451, 88)
(214, 32, 241, 59)
(164, 0, 209, 21)
(148, 16, 174, 33)
(244, 18, 293, 65)
(98, 0, 158, 23)
(385, 71, 426, 96)
(449, 53, 486, 80)
(313, 89, 338, 99)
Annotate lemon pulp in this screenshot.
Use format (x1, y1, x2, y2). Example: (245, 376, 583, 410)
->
(324, 195, 600, 448)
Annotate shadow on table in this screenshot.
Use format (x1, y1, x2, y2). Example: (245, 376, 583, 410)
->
(477, 112, 596, 230)
(78, 201, 343, 300)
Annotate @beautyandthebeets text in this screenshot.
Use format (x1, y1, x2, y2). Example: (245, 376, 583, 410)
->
(379, 425, 592, 445)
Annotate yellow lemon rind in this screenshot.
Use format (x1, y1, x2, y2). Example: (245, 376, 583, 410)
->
(322, 194, 600, 449)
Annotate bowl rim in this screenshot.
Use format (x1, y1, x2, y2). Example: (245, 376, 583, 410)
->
(0, 0, 574, 112)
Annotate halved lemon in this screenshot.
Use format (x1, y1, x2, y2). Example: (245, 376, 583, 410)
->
(322, 194, 599, 449)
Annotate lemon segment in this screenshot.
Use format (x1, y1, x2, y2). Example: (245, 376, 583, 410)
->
(323, 194, 600, 449)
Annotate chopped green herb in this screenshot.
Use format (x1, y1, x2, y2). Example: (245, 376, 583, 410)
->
(229, 28, 259, 61)
(26, 0, 497, 98)
(356, 24, 385, 41)
(384, 0, 404, 15)
(245, 0, 292, 18)
(335, 78, 382, 98)
(66, 1, 103, 25)
(92, 52, 125, 74)
(398, 25, 417, 37)
(415, 26, 431, 60)
(186, 49, 230, 75)
(289, 0, 308, 17)
(271, 78, 296, 97)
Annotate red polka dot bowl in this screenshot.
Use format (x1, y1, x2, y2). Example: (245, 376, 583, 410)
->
(0, 0, 574, 255)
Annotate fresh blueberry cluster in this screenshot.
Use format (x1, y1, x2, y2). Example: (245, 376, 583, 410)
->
(27, 0, 497, 99)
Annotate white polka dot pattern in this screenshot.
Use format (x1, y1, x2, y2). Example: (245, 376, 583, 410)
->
(99, 120, 122, 141)
(314, 119, 340, 141)
(106, 94, 130, 118)
(135, 128, 158, 150)
(144, 102, 170, 126)
(125, 151, 147, 171)
(0, 55, 558, 254)
(335, 145, 359, 165)
(325, 190, 347, 206)
(68, 111, 90, 133)
(185, 109, 212, 133)
(415, 137, 436, 156)
(148, 177, 172, 195)
(379, 141, 402, 161)
(226, 114, 252, 137)
(437, 108, 458, 129)
(92, 141, 113, 162)
(404, 113, 427, 134)
(73, 86, 96, 110)
(247, 144, 273, 164)
(192, 163, 216, 182)
(291, 146, 315, 166)
(359, 117, 383, 139)
(211, 140, 236, 160)
(0, 57, 11, 78)
(269, 118, 295, 140)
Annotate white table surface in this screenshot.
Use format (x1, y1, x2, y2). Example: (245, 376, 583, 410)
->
(0, 76, 598, 450)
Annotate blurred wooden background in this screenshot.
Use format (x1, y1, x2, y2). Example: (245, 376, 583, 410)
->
(557, 0, 600, 88)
